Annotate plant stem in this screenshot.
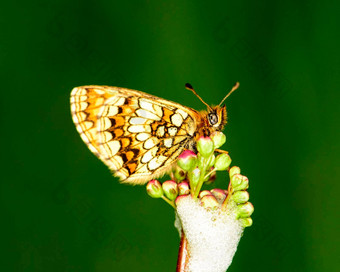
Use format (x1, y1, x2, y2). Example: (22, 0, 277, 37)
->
(221, 179, 233, 210)
(203, 167, 216, 180)
(193, 160, 208, 198)
(161, 196, 176, 208)
(176, 230, 189, 272)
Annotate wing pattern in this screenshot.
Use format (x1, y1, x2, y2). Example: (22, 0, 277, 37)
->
(71, 86, 198, 184)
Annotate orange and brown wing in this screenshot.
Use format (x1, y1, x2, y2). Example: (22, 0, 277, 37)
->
(70, 86, 199, 184)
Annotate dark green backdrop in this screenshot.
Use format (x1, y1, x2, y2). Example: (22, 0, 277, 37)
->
(1, 1, 339, 271)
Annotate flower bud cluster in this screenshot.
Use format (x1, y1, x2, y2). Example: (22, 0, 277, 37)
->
(199, 188, 228, 210)
(225, 167, 254, 227)
(146, 179, 179, 202)
(146, 132, 253, 228)
(175, 132, 231, 196)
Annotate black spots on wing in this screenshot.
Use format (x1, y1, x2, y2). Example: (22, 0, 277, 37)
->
(108, 130, 117, 139)
(109, 118, 116, 127)
(131, 148, 140, 157)
(121, 148, 140, 163)
(124, 98, 131, 105)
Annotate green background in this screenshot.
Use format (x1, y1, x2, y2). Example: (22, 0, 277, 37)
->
(1, 1, 339, 271)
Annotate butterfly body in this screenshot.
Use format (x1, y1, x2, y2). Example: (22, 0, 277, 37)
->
(71, 85, 228, 185)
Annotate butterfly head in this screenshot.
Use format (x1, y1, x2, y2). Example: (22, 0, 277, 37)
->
(185, 82, 239, 132)
(206, 105, 227, 130)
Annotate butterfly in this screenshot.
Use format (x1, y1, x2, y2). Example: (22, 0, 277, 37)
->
(70, 83, 239, 185)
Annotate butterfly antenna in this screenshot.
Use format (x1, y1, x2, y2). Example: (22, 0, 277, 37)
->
(218, 82, 240, 107)
(185, 83, 213, 111)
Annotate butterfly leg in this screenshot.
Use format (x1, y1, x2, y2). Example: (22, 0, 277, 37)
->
(215, 149, 229, 154)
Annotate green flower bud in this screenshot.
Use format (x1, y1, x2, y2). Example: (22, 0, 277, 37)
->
(197, 153, 205, 169)
(200, 195, 219, 210)
(146, 180, 164, 198)
(214, 153, 232, 171)
(197, 153, 215, 170)
(173, 166, 186, 182)
(177, 150, 197, 171)
(239, 217, 253, 228)
(199, 190, 212, 198)
(232, 191, 249, 203)
(231, 174, 249, 191)
(178, 181, 190, 195)
(206, 154, 216, 168)
(175, 194, 191, 206)
(211, 188, 227, 203)
(204, 167, 216, 184)
(236, 202, 254, 218)
(188, 167, 201, 189)
(229, 166, 240, 177)
(162, 180, 178, 201)
(211, 131, 226, 149)
(197, 136, 214, 158)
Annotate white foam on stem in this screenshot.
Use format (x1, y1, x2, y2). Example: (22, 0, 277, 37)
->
(175, 196, 243, 272)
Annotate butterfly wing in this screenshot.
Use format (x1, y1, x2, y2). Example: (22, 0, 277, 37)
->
(70, 86, 198, 184)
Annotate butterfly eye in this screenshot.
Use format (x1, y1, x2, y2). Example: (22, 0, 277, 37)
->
(208, 113, 218, 125)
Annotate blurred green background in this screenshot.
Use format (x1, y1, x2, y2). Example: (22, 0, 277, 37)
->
(1, 0, 339, 271)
